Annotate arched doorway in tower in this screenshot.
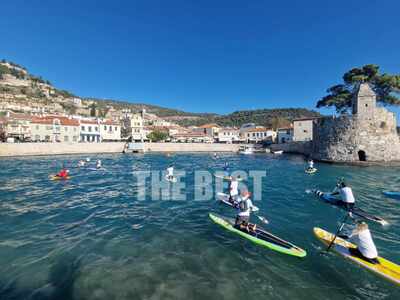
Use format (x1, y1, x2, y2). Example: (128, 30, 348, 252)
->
(358, 150, 367, 161)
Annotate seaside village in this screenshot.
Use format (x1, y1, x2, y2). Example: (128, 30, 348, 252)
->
(0, 106, 315, 147)
(0, 107, 314, 145)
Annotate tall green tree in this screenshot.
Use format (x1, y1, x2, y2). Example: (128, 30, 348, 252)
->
(316, 64, 400, 114)
(147, 130, 168, 142)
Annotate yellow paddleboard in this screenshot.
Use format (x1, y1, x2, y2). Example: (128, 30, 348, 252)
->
(49, 175, 71, 181)
(313, 227, 400, 286)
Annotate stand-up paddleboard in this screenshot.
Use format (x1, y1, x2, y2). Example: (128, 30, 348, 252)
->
(314, 227, 400, 286)
(383, 191, 400, 200)
(305, 167, 317, 174)
(312, 190, 388, 226)
(49, 174, 70, 181)
(165, 175, 177, 183)
(217, 192, 259, 212)
(214, 174, 244, 181)
(209, 213, 306, 257)
(87, 167, 107, 171)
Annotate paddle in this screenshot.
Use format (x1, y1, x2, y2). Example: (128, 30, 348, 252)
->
(324, 213, 350, 253)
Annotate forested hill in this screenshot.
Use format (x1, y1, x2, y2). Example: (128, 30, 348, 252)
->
(174, 108, 322, 129)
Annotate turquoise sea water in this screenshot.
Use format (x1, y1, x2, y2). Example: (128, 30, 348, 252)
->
(0, 153, 399, 300)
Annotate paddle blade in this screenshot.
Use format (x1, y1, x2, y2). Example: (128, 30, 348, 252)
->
(257, 216, 269, 224)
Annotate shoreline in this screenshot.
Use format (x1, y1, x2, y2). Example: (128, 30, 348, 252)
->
(0, 142, 242, 157)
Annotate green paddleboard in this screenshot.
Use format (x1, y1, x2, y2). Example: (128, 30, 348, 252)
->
(209, 213, 306, 258)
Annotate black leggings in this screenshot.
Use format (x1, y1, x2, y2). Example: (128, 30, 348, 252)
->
(349, 247, 379, 264)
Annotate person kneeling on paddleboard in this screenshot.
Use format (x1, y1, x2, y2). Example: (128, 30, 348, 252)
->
(166, 164, 174, 180)
(229, 176, 239, 203)
(57, 168, 69, 178)
(235, 190, 256, 232)
(331, 179, 355, 211)
(347, 222, 379, 264)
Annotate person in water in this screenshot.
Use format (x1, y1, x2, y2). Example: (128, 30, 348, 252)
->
(78, 160, 85, 167)
(347, 222, 379, 264)
(229, 176, 239, 203)
(96, 159, 102, 169)
(166, 164, 174, 180)
(57, 168, 69, 178)
(307, 159, 314, 170)
(331, 179, 355, 211)
(235, 190, 256, 232)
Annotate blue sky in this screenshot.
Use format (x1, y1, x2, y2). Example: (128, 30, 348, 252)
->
(1, 0, 400, 117)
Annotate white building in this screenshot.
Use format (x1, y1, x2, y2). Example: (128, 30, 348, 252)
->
(80, 119, 101, 142)
(240, 127, 276, 143)
(31, 116, 80, 142)
(192, 123, 220, 139)
(277, 127, 293, 144)
(217, 127, 240, 143)
(100, 120, 121, 141)
(123, 111, 146, 141)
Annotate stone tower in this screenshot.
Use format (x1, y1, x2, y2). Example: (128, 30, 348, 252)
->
(352, 83, 376, 116)
(312, 83, 400, 162)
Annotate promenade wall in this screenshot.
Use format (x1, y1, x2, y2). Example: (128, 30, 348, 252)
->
(0, 142, 241, 157)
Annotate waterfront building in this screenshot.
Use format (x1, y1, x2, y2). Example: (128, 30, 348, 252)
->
(277, 127, 293, 144)
(217, 127, 240, 143)
(123, 111, 146, 141)
(292, 117, 319, 141)
(31, 116, 80, 142)
(99, 120, 121, 141)
(193, 123, 220, 139)
(80, 119, 101, 142)
(1, 112, 32, 141)
(171, 132, 213, 143)
(240, 127, 276, 143)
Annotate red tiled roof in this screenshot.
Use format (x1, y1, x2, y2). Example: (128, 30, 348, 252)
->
(80, 119, 99, 125)
(172, 132, 210, 138)
(31, 116, 79, 126)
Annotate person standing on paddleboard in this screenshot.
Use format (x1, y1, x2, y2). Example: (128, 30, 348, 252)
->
(166, 164, 174, 180)
(347, 222, 379, 264)
(307, 159, 314, 170)
(96, 159, 102, 169)
(229, 176, 239, 203)
(235, 190, 256, 231)
(331, 179, 355, 211)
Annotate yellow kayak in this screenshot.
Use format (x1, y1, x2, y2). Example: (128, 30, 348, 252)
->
(314, 227, 400, 286)
(49, 175, 71, 181)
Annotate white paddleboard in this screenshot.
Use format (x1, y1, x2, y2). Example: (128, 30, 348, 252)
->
(217, 192, 259, 212)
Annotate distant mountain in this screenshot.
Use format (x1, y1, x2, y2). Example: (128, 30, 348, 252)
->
(0, 59, 321, 127)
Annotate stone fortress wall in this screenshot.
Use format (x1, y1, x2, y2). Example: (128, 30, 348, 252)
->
(312, 83, 400, 162)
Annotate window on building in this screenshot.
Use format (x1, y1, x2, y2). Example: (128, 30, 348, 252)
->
(81, 126, 85, 131)
(73, 136, 77, 142)
(64, 127, 68, 132)
(35, 135, 40, 141)
(45, 135, 50, 141)
(104, 125, 107, 130)
(89, 126, 92, 132)
(36, 125, 39, 130)
(64, 136, 69, 142)
(74, 127, 77, 132)
(95, 126, 98, 132)
(304, 130, 308, 133)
